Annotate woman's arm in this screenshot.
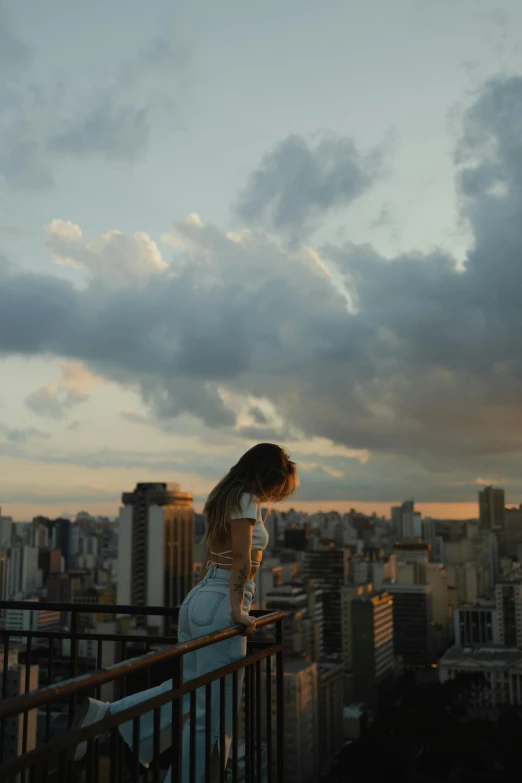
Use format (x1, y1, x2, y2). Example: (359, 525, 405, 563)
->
(229, 519, 255, 634)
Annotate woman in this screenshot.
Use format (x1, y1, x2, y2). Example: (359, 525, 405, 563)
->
(72, 443, 298, 783)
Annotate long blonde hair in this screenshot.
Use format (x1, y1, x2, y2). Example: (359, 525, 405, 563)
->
(203, 443, 299, 542)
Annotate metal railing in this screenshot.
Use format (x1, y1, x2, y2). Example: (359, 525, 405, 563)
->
(0, 601, 285, 783)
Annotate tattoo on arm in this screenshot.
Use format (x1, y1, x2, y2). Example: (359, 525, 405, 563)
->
(233, 565, 248, 610)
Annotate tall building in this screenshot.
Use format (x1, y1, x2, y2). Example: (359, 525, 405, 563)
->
(500, 506, 522, 558)
(454, 602, 499, 646)
(265, 582, 324, 661)
(350, 592, 394, 705)
(479, 485, 505, 531)
(317, 661, 344, 776)
(0, 510, 13, 550)
(118, 482, 194, 628)
(386, 584, 436, 666)
(495, 581, 522, 648)
(391, 500, 421, 540)
(0, 649, 39, 783)
(396, 561, 451, 651)
(302, 545, 350, 655)
(282, 660, 319, 783)
(7, 546, 39, 598)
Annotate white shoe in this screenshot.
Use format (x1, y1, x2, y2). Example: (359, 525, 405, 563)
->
(70, 697, 109, 760)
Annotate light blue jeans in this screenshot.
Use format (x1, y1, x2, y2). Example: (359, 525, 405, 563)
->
(109, 565, 255, 783)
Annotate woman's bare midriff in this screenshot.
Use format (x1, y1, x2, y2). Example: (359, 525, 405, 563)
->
(208, 541, 262, 580)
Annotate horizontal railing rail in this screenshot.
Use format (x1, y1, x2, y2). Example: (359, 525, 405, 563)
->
(0, 611, 285, 720)
(0, 599, 181, 615)
(0, 606, 285, 783)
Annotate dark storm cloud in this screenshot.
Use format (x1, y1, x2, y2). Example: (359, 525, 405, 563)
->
(3, 76, 522, 499)
(235, 133, 386, 238)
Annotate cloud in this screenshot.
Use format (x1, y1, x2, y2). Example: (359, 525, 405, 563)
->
(235, 133, 386, 239)
(4, 76, 522, 499)
(48, 104, 149, 161)
(46, 220, 168, 285)
(0, 9, 30, 72)
(0, 425, 50, 444)
(0, 32, 183, 190)
(25, 361, 103, 420)
(46, 34, 182, 162)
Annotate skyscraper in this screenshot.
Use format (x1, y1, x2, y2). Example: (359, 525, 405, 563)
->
(479, 485, 505, 531)
(495, 580, 522, 648)
(351, 592, 395, 705)
(265, 582, 324, 661)
(118, 482, 194, 628)
(302, 545, 350, 655)
(386, 584, 436, 666)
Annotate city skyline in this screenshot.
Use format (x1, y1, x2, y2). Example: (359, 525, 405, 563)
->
(1, 496, 509, 524)
(4, 2, 522, 519)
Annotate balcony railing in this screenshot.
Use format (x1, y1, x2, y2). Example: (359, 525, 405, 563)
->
(0, 600, 285, 783)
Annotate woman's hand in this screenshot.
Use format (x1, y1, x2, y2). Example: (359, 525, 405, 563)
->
(232, 612, 257, 637)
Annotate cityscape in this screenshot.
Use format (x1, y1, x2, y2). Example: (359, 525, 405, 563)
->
(3, 1, 522, 781)
(1, 483, 521, 780)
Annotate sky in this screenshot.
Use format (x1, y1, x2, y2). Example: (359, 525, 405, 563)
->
(2, 0, 522, 521)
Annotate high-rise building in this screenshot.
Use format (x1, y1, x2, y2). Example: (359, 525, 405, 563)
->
(391, 501, 422, 540)
(386, 584, 436, 666)
(7, 546, 39, 598)
(350, 592, 394, 705)
(454, 602, 499, 646)
(282, 660, 319, 783)
(265, 583, 324, 661)
(479, 485, 505, 531)
(500, 506, 522, 558)
(317, 661, 344, 776)
(302, 545, 350, 655)
(0, 649, 39, 783)
(0, 509, 13, 550)
(495, 581, 522, 648)
(118, 482, 194, 629)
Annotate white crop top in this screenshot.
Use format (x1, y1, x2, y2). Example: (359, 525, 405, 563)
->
(209, 493, 269, 567)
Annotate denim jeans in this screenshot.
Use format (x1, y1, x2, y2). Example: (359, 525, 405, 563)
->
(109, 565, 255, 783)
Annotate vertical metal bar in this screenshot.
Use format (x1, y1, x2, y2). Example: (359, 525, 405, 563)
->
(219, 676, 226, 783)
(96, 640, 103, 697)
(171, 655, 184, 783)
(69, 610, 79, 723)
(58, 750, 68, 783)
(0, 634, 9, 764)
(266, 655, 273, 783)
(45, 641, 55, 741)
(21, 634, 33, 783)
(132, 716, 141, 783)
(110, 728, 120, 783)
(86, 737, 95, 783)
(275, 619, 285, 783)
(190, 689, 197, 783)
(244, 666, 251, 783)
(232, 671, 239, 783)
(153, 707, 161, 783)
(92, 639, 103, 783)
(255, 660, 262, 783)
(120, 641, 128, 697)
(146, 641, 152, 690)
(205, 683, 212, 783)
(250, 665, 256, 783)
